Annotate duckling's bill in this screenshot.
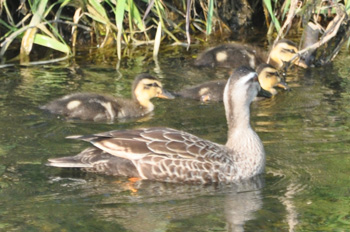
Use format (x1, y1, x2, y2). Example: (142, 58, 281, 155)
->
(294, 58, 308, 68)
(285, 56, 308, 69)
(277, 79, 290, 90)
(157, 89, 175, 99)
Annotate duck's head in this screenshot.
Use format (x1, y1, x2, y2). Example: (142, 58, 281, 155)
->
(257, 64, 289, 96)
(269, 39, 308, 69)
(224, 66, 260, 124)
(132, 74, 174, 107)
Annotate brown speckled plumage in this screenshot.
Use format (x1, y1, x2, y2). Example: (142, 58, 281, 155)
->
(47, 66, 265, 184)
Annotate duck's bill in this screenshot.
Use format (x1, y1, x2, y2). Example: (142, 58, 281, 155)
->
(284, 57, 308, 70)
(277, 80, 290, 90)
(294, 58, 308, 68)
(158, 89, 175, 99)
(257, 88, 273, 98)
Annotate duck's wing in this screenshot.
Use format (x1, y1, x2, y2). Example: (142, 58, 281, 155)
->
(68, 127, 225, 160)
(68, 127, 233, 183)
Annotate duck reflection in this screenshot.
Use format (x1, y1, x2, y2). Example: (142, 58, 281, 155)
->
(224, 176, 264, 232)
(49, 174, 264, 231)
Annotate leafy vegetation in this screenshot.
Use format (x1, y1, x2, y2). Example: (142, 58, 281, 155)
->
(263, 0, 350, 66)
(0, 0, 349, 67)
(0, 0, 220, 66)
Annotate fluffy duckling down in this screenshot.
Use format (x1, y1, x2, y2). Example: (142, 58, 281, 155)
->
(177, 64, 288, 102)
(40, 73, 174, 121)
(194, 39, 307, 70)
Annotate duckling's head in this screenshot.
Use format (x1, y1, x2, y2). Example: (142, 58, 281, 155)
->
(132, 74, 174, 108)
(257, 64, 289, 95)
(269, 39, 308, 69)
(224, 66, 260, 124)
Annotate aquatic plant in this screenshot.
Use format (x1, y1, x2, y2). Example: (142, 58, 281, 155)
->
(0, 0, 349, 67)
(0, 0, 225, 66)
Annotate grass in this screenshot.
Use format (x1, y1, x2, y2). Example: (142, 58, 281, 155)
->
(0, 0, 217, 66)
(0, 0, 349, 67)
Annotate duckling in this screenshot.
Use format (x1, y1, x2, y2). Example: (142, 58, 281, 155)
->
(194, 39, 308, 69)
(177, 64, 288, 102)
(47, 66, 265, 184)
(40, 73, 174, 121)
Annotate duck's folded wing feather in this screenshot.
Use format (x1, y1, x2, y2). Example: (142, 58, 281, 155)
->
(69, 127, 228, 162)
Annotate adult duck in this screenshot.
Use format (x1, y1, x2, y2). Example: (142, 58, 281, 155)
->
(47, 66, 265, 184)
(177, 64, 288, 102)
(194, 39, 308, 70)
(40, 73, 174, 121)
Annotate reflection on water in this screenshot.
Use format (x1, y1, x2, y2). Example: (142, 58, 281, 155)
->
(46, 174, 265, 232)
(1, 47, 350, 231)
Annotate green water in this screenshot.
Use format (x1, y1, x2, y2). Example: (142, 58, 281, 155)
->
(1, 45, 350, 231)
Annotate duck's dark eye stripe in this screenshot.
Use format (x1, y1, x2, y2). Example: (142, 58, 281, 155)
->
(267, 72, 277, 76)
(145, 82, 160, 88)
(282, 48, 296, 54)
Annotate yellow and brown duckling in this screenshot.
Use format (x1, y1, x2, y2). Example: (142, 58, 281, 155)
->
(194, 39, 308, 70)
(40, 73, 174, 121)
(177, 64, 288, 102)
(47, 66, 265, 184)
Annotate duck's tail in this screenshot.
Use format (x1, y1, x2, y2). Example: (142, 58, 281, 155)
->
(46, 147, 140, 177)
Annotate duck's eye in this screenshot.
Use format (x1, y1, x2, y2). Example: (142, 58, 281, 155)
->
(265, 72, 273, 78)
(267, 72, 279, 77)
(283, 48, 296, 54)
(144, 82, 160, 89)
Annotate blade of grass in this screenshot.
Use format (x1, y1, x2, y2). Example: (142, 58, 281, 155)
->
(129, 0, 145, 31)
(2, 0, 15, 26)
(143, 0, 155, 22)
(72, 7, 82, 47)
(116, 0, 126, 59)
(33, 33, 70, 54)
(1, 19, 79, 57)
(263, 0, 281, 33)
(87, 0, 118, 48)
(39, 22, 71, 53)
(186, 0, 191, 49)
(53, 0, 73, 32)
(21, 0, 49, 56)
(346, 0, 350, 13)
(153, 0, 180, 43)
(0, 19, 15, 37)
(153, 20, 162, 57)
(206, 0, 213, 35)
(89, 0, 109, 19)
(127, 0, 134, 41)
(86, 5, 108, 25)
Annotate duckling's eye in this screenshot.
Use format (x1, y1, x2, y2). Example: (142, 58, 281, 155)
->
(267, 72, 279, 77)
(144, 82, 160, 89)
(266, 72, 274, 78)
(283, 48, 296, 54)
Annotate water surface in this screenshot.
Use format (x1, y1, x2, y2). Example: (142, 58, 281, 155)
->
(1, 45, 350, 231)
